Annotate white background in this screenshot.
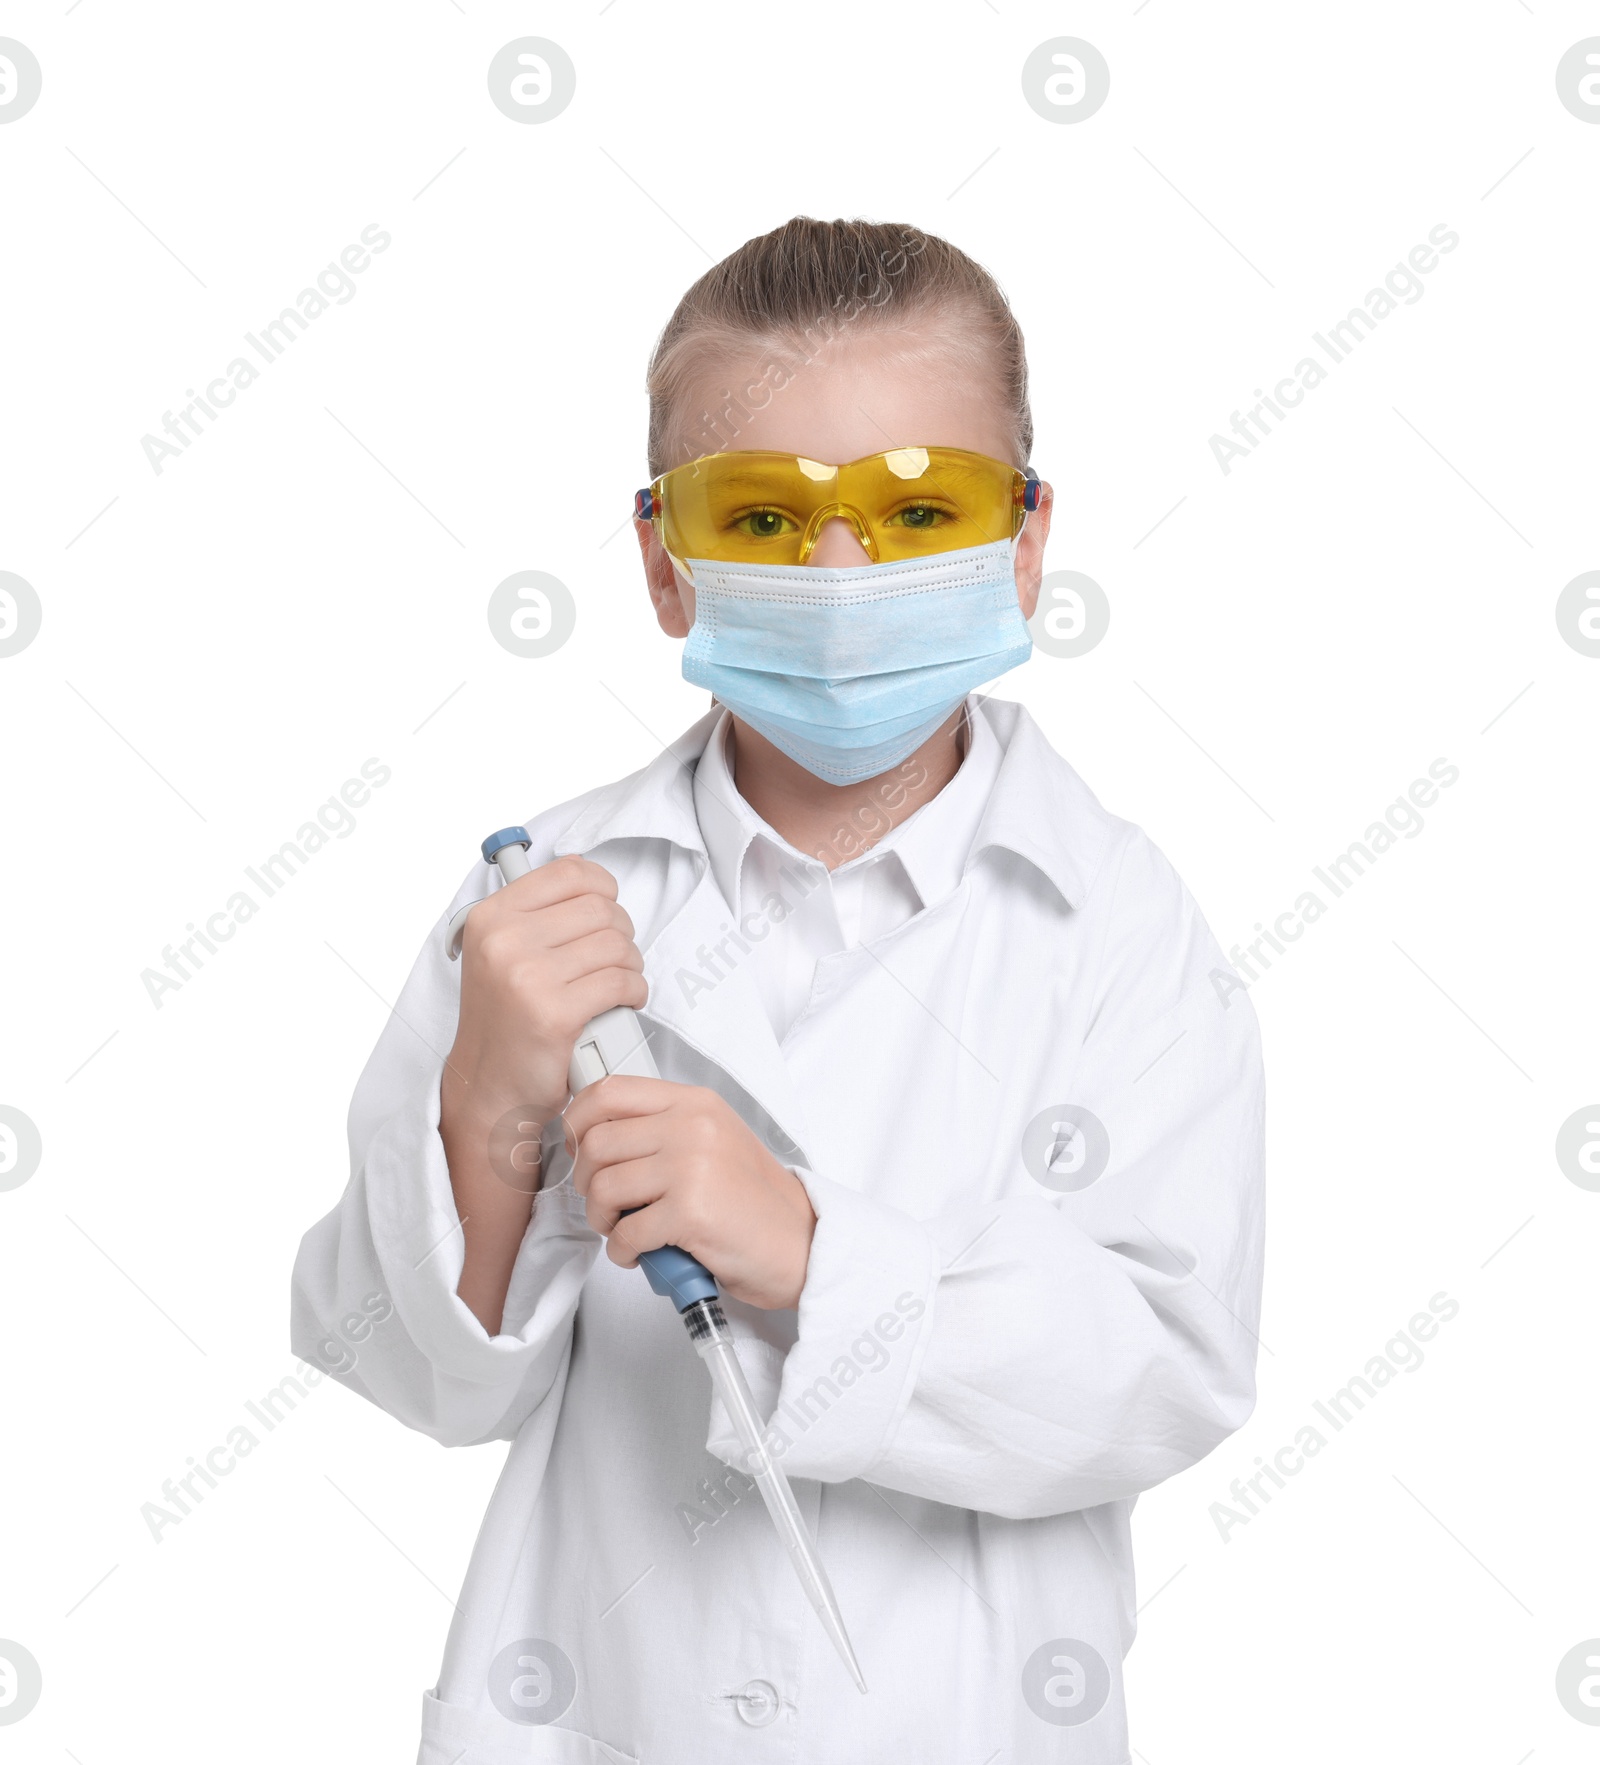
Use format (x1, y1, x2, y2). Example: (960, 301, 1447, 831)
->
(2, 2, 1597, 1760)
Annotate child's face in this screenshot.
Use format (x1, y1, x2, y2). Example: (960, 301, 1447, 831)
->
(638, 330, 1054, 636)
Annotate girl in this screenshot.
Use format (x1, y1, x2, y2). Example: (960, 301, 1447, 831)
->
(293, 216, 1265, 1764)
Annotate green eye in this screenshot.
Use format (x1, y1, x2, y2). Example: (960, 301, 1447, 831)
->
(733, 507, 798, 538)
(889, 503, 953, 530)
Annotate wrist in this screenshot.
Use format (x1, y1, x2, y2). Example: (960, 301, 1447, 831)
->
(439, 1079, 551, 1164)
(779, 1166, 818, 1305)
(785, 1166, 818, 1232)
(441, 1049, 555, 1131)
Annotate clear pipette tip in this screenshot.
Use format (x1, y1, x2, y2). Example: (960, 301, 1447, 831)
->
(684, 1299, 868, 1693)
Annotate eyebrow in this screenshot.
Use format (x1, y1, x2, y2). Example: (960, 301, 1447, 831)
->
(703, 466, 826, 492)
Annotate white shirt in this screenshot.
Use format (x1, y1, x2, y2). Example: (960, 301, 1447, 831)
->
(291, 694, 1266, 1765)
(692, 703, 1003, 1038)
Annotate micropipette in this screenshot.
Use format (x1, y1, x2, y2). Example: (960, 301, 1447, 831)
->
(448, 827, 867, 1693)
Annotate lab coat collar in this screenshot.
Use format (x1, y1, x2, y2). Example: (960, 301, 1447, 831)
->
(962, 696, 1106, 910)
(551, 694, 1105, 918)
(875, 701, 1002, 912)
(689, 711, 765, 922)
(543, 696, 1105, 1155)
(692, 704, 999, 924)
(550, 705, 722, 869)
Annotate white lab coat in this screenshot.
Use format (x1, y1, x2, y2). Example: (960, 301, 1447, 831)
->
(291, 695, 1265, 1764)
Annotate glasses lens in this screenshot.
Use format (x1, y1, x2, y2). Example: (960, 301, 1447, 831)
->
(851, 448, 1018, 560)
(660, 449, 1020, 565)
(662, 453, 831, 566)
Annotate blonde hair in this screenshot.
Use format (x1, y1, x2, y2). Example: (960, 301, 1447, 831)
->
(645, 216, 1033, 478)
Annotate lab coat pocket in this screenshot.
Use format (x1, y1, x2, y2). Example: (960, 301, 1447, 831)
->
(418, 1690, 638, 1765)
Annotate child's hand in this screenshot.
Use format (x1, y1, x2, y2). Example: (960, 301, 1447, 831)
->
(564, 1077, 817, 1311)
(443, 855, 647, 1145)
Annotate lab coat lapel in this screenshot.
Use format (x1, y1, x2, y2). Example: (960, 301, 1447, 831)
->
(639, 866, 816, 1165)
(544, 705, 809, 1151)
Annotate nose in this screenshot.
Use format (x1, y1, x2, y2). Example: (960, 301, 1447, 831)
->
(806, 515, 874, 568)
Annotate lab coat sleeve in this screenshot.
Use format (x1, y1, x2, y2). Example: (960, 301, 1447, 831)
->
(289, 863, 603, 1448)
(759, 829, 1266, 1520)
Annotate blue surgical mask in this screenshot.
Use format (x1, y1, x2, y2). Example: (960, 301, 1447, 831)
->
(679, 537, 1033, 785)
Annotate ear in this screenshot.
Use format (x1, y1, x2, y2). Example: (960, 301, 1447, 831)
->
(636, 516, 693, 637)
(1012, 480, 1054, 621)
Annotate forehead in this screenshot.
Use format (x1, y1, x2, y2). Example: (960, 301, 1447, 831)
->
(666, 330, 1015, 470)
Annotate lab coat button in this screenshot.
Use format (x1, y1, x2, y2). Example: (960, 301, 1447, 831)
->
(733, 1678, 781, 1726)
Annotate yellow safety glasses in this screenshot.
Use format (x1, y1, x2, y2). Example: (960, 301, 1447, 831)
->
(635, 447, 1041, 567)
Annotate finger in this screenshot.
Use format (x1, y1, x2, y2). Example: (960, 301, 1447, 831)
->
(570, 1114, 666, 1199)
(530, 890, 637, 954)
(500, 855, 621, 915)
(599, 1195, 676, 1271)
(582, 1154, 667, 1237)
(563, 1074, 678, 1146)
(462, 870, 629, 965)
(557, 969, 650, 1049)
(552, 927, 645, 986)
